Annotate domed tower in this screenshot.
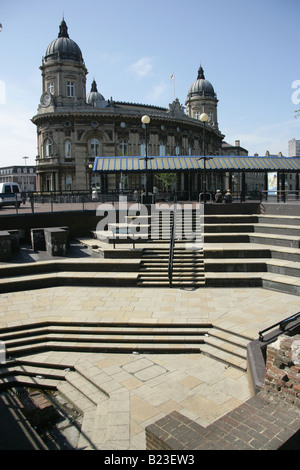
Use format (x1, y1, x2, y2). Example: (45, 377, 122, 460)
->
(33, 20, 89, 192)
(39, 19, 88, 109)
(185, 66, 219, 130)
(86, 79, 107, 108)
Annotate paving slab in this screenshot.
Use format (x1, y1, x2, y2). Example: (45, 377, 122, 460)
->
(0, 283, 299, 449)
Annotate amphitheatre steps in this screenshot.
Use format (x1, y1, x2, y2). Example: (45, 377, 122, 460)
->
(0, 210, 300, 294)
(138, 246, 205, 287)
(0, 258, 141, 293)
(0, 321, 249, 372)
(0, 320, 251, 449)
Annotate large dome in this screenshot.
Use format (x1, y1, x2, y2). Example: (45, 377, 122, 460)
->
(44, 20, 84, 64)
(188, 66, 216, 98)
(86, 80, 107, 108)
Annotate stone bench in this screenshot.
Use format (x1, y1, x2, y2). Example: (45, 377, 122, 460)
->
(31, 228, 46, 251)
(107, 223, 150, 249)
(31, 227, 69, 256)
(44, 228, 68, 257)
(108, 223, 149, 234)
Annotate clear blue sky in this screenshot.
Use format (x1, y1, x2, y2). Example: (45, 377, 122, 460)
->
(0, 0, 299, 167)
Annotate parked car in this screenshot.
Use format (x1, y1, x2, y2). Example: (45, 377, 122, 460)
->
(0, 183, 22, 208)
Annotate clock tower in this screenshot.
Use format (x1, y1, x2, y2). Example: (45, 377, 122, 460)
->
(39, 19, 88, 111)
(33, 20, 89, 191)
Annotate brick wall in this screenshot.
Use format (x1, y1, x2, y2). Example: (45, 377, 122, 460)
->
(146, 333, 300, 450)
(263, 334, 300, 407)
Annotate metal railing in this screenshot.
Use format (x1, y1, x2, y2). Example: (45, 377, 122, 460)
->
(260, 190, 300, 203)
(168, 197, 178, 288)
(258, 312, 300, 342)
(0, 190, 139, 215)
(3, 187, 300, 216)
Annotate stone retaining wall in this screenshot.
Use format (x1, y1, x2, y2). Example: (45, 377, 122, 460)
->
(263, 334, 300, 408)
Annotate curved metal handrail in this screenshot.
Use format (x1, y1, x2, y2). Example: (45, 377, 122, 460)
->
(258, 312, 300, 342)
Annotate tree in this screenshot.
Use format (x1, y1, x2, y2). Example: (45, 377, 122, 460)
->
(155, 173, 177, 191)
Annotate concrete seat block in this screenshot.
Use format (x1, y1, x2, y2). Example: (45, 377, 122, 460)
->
(31, 228, 46, 251)
(0, 231, 12, 261)
(8, 230, 20, 252)
(44, 228, 68, 257)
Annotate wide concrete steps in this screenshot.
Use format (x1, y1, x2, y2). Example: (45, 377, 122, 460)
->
(0, 322, 249, 449)
(0, 356, 128, 450)
(0, 321, 249, 371)
(137, 246, 205, 287)
(200, 326, 250, 371)
(203, 231, 300, 248)
(0, 259, 141, 292)
(204, 243, 300, 295)
(0, 324, 209, 357)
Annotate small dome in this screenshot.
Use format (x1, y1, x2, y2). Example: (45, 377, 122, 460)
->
(188, 66, 216, 98)
(44, 20, 84, 64)
(86, 80, 107, 107)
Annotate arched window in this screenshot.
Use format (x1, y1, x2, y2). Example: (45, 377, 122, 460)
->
(65, 140, 72, 159)
(90, 138, 100, 157)
(43, 138, 52, 158)
(119, 139, 128, 156)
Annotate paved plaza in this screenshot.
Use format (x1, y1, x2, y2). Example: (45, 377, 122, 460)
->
(0, 284, 298, 449)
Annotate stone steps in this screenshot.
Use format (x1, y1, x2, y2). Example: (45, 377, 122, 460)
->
(80, 209, 300, 292)
(199, 326, 250, 371)
(0, 271, 139, 293)
(138, 245, 205, 287)
(0, 320, 251, 449)
(203, 231, 300, 247)
(0, 258, 141, 293)
(0, 356, 127, 450)
(0, 321, 249, 371)
(205, 257, 300, 275)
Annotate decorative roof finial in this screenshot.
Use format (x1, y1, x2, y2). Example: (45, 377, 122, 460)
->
(58, 19, 69, 38)
(91, 80, 98, 92)
(197, 66, 205, 80)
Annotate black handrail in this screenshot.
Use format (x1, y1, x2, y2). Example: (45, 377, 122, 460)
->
(258, 312, 300, 342)
(168, 197, 177, 288)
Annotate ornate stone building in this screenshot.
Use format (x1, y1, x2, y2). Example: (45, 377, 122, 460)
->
(32, 20, 224, 193)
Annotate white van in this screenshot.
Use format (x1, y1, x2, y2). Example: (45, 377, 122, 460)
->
(0, 183, 22, 208)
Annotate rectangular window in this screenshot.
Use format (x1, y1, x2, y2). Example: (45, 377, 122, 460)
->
(119, 140, 128, 156)
(159, 143, 166, 157)
(65, 140, 72, 159)
(67, 82, 75, 97)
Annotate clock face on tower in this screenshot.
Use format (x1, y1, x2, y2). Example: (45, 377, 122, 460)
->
(40, 92, 52, 107)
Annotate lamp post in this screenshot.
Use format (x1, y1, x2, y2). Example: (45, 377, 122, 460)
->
(140, 115, 153, 202)
(88, 163, 93, 190)
(198, 113, 212, 203)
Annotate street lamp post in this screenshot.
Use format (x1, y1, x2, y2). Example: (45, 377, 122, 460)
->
(140, 115, 153, 203)
(198, 113, 212, 203)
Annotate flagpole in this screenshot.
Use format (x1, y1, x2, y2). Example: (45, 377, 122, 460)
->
(171, 73, 175, 100)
